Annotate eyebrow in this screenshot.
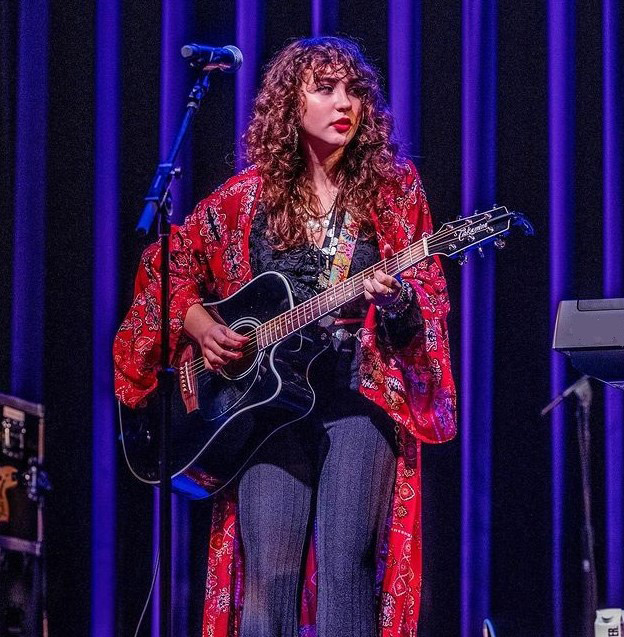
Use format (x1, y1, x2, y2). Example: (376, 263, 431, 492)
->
(313, 75, 358, 86)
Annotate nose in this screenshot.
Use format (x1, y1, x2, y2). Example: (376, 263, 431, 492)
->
(334, 85, 352, 111)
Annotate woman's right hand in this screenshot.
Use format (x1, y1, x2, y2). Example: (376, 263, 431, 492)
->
(184, 304, 249, 372)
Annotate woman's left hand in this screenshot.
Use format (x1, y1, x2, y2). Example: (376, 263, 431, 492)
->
(363, 245, 402, 307)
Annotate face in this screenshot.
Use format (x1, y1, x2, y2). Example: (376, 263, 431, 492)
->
(298, 68, 363, 159)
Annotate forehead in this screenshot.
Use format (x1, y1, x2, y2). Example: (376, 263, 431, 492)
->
(301, 63, 358, 85)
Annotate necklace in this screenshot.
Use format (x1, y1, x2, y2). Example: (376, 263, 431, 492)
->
(320, 210, 339, 257)
(305, 195, 338, 234)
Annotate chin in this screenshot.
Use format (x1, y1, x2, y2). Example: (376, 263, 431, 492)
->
(304, 132, 352, 155)
(327, 133, 351, 147)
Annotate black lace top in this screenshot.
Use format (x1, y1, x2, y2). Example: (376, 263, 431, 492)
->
(249, 206, 379, 314)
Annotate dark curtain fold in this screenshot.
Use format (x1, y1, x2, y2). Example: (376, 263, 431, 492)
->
(0, 1, 18, 393)
(603, 0, 624, 608)
(460, 0, 497, 633)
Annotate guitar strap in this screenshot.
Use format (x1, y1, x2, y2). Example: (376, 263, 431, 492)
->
(326, 210, 360, 287)
(316, 210, 361, 338)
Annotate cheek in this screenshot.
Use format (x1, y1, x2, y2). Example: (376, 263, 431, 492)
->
(301, 98, 325, 130)
(353, 99, 363, 122)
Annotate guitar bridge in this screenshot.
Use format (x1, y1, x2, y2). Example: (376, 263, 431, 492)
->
(180, 362, 193, 396)
(179, 344, 199, 413)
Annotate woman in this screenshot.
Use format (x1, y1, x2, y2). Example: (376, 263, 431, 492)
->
(114, 36, 456, 637)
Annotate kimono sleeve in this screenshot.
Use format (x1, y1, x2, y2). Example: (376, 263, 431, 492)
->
(113, 200, 218, 408)
(382, 162, 456, 443)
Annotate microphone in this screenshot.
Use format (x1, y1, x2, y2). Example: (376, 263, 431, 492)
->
(180, 44, 243, 72)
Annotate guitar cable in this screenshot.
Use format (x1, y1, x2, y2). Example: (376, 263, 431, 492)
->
(118, 401, 152, 485)
(117, 402, 162, 637)
(133, 545, 160, 637)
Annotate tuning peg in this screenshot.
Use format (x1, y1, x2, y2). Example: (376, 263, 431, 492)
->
(456, 214, 463, 221)
(478, 246, 485, 258)
(458, 253, 468, 266)
(494, 237, 506, 250)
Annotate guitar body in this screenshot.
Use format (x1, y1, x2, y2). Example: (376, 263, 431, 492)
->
(119, 271, 327, 499)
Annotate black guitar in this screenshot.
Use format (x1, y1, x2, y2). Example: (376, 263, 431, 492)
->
(119, 207, 533, 499)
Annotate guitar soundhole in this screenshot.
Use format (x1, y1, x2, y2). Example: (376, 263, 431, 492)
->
(220, 322, 261, 380)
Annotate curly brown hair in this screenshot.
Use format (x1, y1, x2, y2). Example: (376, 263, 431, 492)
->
(244, 36, 406, 250)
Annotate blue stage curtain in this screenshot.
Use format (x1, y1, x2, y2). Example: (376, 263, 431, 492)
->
(603, 0, 624, 607)
(91, 1, 120, 634)
(548, 1, 575, 635)
(10, 0, 49, 403)
(312, 0, 338, 36)
(388, 0, 421, 159)
(460, 0, 496, 634)
(0, 3, 17, 385)
(236, 0, 263, 171)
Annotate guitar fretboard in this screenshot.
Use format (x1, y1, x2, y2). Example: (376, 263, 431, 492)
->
(255, 238, 427, 349)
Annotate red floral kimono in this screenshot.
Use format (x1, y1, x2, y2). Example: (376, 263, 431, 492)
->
(113, 162, 456, 637)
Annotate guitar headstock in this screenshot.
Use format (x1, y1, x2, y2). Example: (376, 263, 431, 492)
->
(427, 206, 534, 262)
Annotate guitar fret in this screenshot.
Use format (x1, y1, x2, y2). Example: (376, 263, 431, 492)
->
(339, 282, 347, 302)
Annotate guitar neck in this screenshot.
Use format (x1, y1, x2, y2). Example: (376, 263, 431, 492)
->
(256, 238, 427, 349)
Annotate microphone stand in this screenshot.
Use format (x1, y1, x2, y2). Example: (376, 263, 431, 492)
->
(541, 376, 597, 637)
(135, 69, 212, 637)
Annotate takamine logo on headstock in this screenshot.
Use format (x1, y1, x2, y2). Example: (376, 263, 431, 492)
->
(0, 466, 18, 523)
(457, 221, 490, 241)
(430, 206, 534, 261)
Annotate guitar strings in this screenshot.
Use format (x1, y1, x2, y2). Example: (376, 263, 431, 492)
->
(183, 212, 509, 378)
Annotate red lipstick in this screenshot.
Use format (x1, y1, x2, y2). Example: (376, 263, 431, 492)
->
(331, 118, 351, 132)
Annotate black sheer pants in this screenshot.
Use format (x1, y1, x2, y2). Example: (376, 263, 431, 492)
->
(237, 391, 397, 637)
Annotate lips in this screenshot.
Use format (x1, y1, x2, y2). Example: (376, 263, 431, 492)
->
(331, 118, 352, 132)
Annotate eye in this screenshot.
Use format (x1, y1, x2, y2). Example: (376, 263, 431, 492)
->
(317, 84, 333, 93)
(348, 84, 365, 97)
